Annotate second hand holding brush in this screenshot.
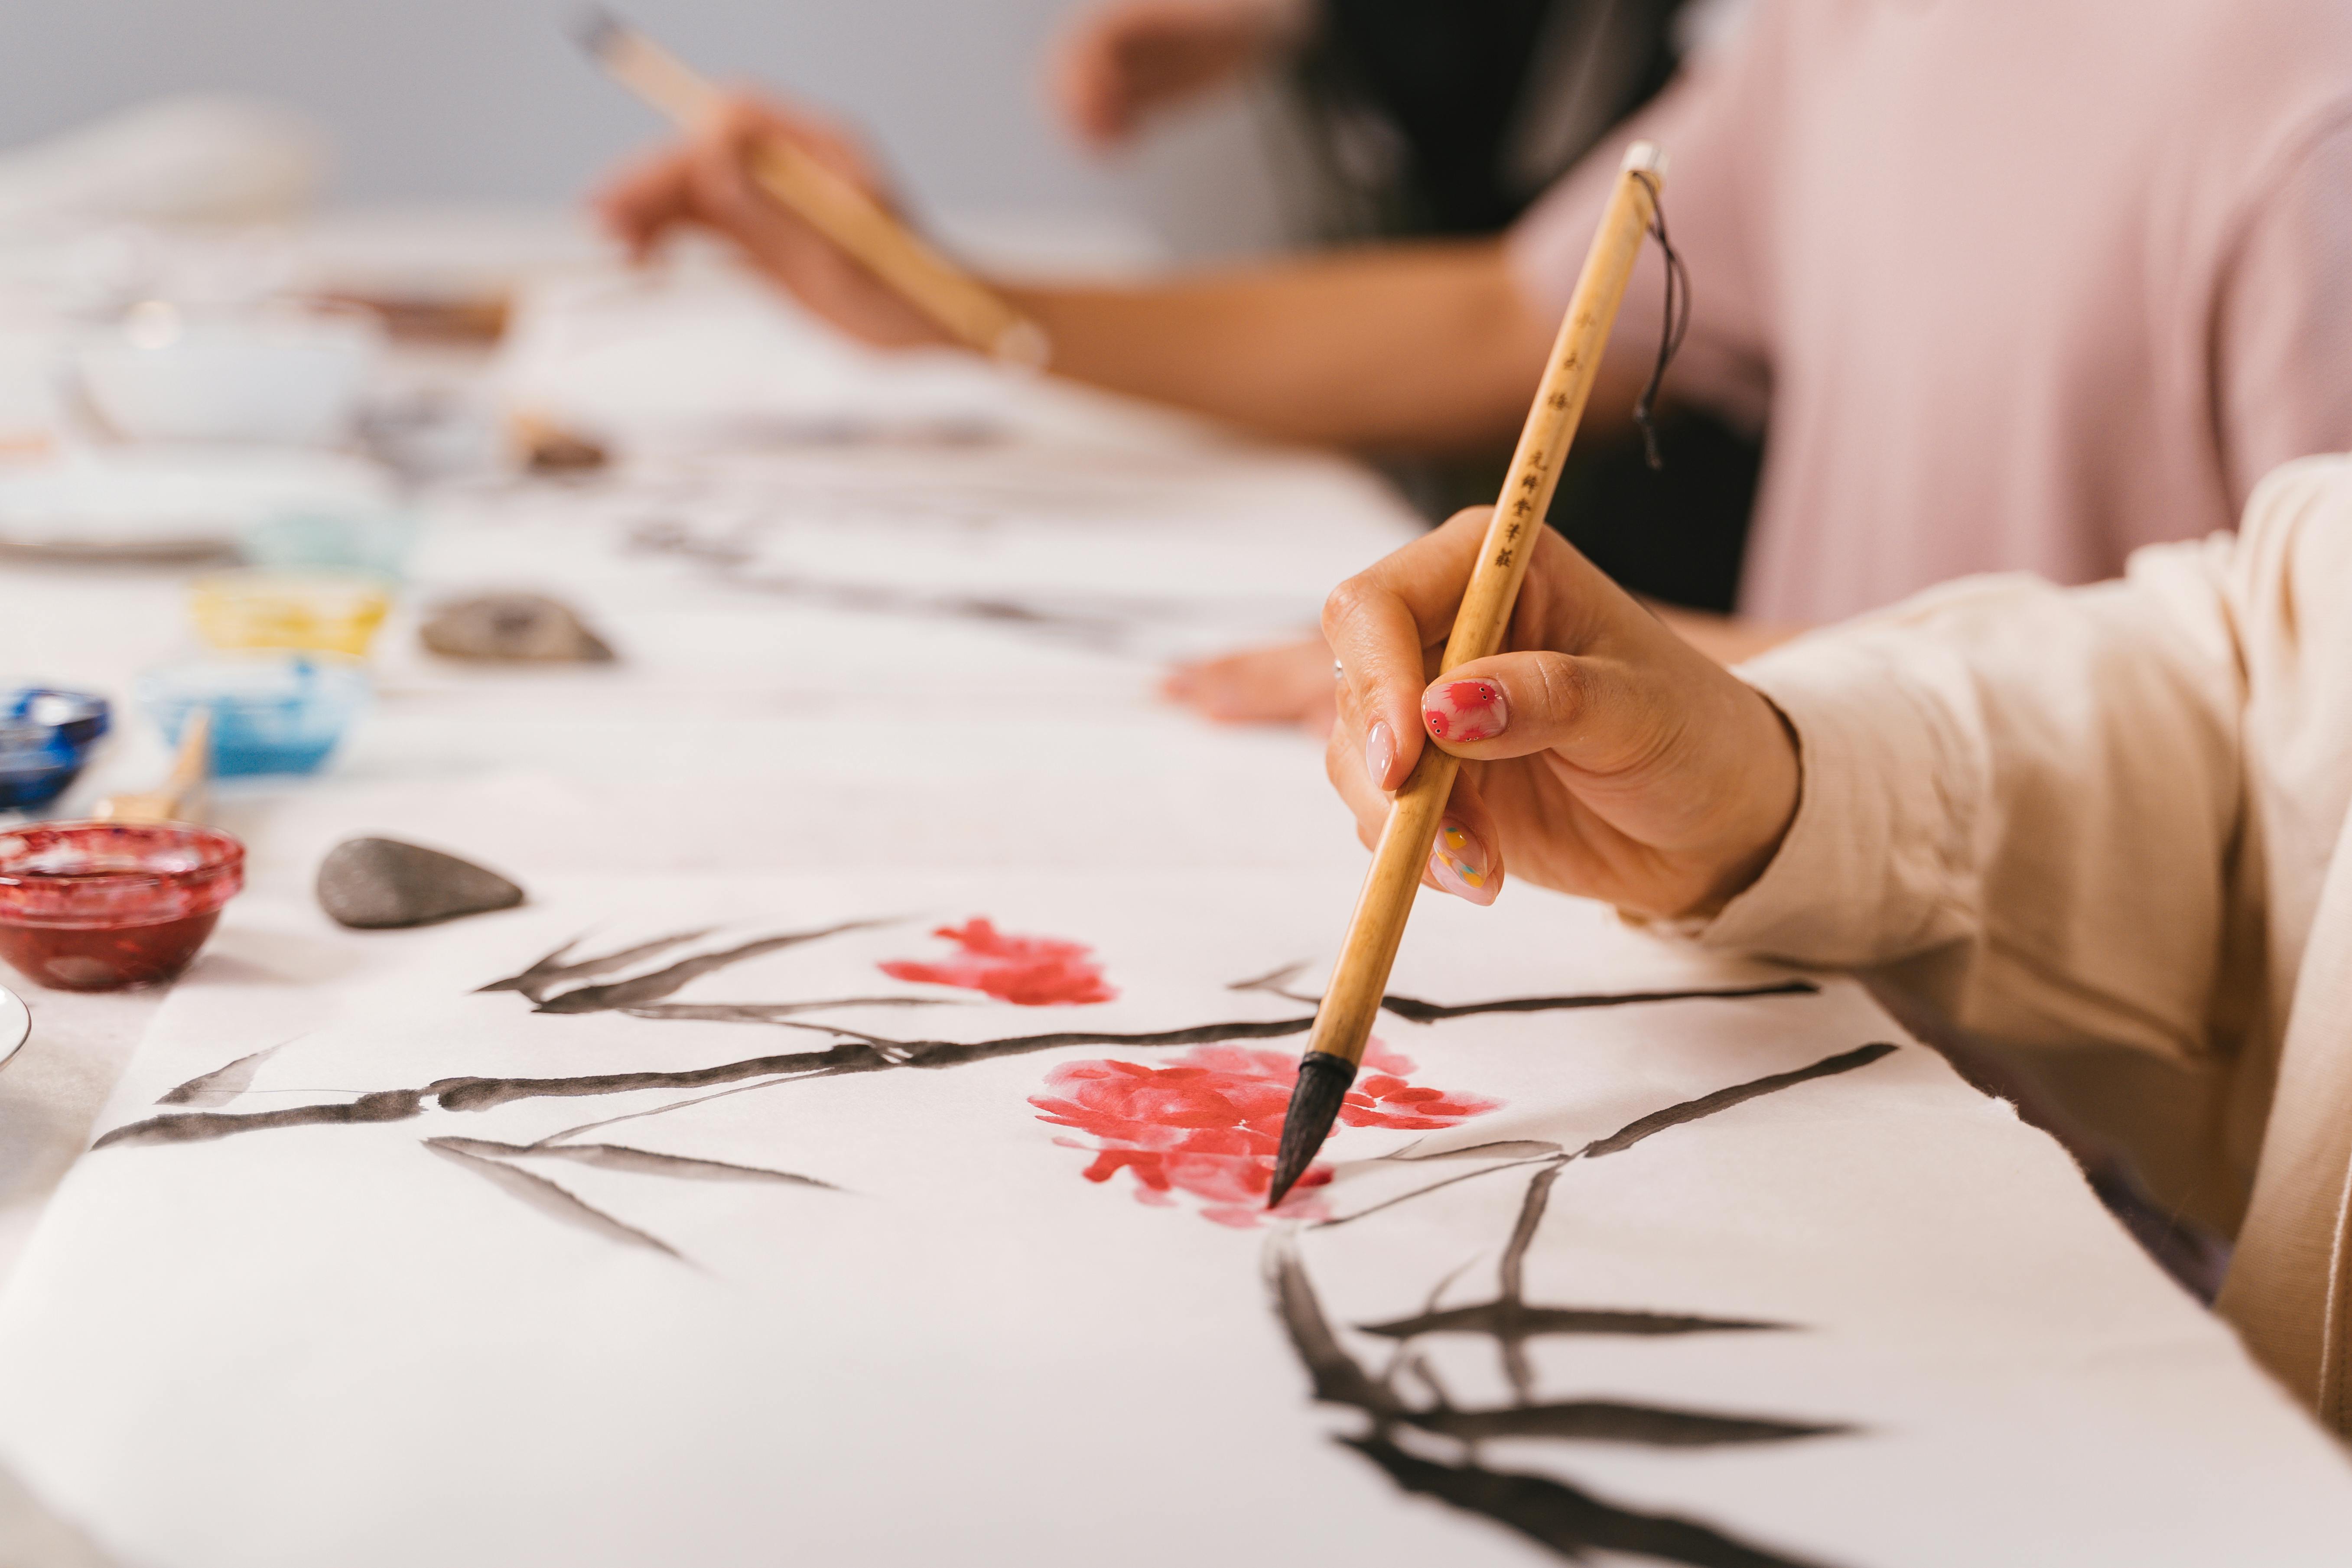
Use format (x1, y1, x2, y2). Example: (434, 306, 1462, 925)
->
(579, 10, 1049, 366)
(1267, 143, 1677, 1208)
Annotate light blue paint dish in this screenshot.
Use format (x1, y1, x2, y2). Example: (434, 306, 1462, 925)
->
(136, 655, 368, 778)
(237, 507, 418, 581)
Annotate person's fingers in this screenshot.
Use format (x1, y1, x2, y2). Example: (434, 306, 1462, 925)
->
(1298, 683, 1339, 739)
(1327, 679, 1501, 903)
(1164, 654, 1252, 720)
(1419, 638, 1799, 916)
(1047, 10, 1139, 148)
(1425, 767, 1503, 906)
(686, 113, 887, 302)
(685, 145, 823, 279)
(1324, 507, 1492, 792)
(662, 93, 959, 350)
(592, 146, 699, 260)
(1325, 677, 1392, 848)
(1416, 649, 1679, 780)
(592, 100, 848, 273)
(1158, 638, 1334, 725)
(1325, 505, 1799, 920)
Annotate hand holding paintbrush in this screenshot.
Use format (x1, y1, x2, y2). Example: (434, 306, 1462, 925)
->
(582, 12, 1048, 366)
(1269, 144, 1803, 1204)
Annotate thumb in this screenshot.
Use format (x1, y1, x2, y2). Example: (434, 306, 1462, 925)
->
(1418, 651, 1674, 780)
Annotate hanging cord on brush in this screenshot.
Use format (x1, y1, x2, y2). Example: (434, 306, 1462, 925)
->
(1628, 169, 1691, 470)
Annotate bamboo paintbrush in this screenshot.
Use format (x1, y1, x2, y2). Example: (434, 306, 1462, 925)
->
(576, 10, 1051, 368)
(96, 706, 211, 825)
(1266, 142, 1669, 1209)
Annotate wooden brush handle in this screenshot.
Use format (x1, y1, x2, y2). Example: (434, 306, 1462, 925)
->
(1304, 747, 1463, 1059)
(743, 142, 1046, 364)
(597, 23, 1047, 365)
(164, 707, 213, 804)
(1305, 144, 1664, 1068)
(1446, 146, 1661, 669)
(97, 707, 212, 825)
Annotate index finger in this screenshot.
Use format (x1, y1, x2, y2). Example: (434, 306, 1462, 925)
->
(1322, 507, 1490, 791)
(592, 145, 698, 260)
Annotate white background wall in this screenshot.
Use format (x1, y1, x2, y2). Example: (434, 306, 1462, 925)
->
(0, 0, 1297, 259)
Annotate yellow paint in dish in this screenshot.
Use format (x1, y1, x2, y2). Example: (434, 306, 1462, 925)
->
(189, 569, 390, 658)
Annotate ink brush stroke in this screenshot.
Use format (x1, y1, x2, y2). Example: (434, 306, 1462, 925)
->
(1269, 1239, 1845, 1568)
(1269, 1079, 1861, 1565)
(425, 1139, 686, 1263)
(1410, 1402, 1848, 1446)
(493, 919, 892, 1013)
(1229, 959, 1818, 1021)
(97, 1005, 1862, 1152)
(1342, 1436, 1841, 1568)
(1377, 978, 1817, 1023)
(96, 1018, 1324, 1146)
(1320, 1044, 1899, 1229)
(1360, 1303, 1784, 1339)
(478, 927, 719, 1002)
(105, 926, 1848, 1151)
(645, 541, 1147, 656)
(429, 1136, 840, 1189)
(155, 1040, 293, 1106)
(488, 925, 1814, 1025)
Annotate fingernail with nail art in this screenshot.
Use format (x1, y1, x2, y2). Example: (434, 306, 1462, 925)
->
(1428, 819, 1498, 905)
(1424, 679, 1509, 743)
(1364, 720, 1396, 789)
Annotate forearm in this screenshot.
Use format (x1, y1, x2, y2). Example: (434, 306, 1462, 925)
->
(1005, 240, 1620, 453)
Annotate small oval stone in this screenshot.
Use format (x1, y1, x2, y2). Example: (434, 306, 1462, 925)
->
(316, 838, 525, 930)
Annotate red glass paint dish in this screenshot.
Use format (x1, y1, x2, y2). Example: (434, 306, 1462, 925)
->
(0, 822, 245, 991)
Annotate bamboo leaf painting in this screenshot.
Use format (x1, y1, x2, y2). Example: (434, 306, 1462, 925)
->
(43, 887, 1940, 1567)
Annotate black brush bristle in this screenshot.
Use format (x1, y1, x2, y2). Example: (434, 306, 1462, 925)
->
(1267, 1052, 1358, 1209)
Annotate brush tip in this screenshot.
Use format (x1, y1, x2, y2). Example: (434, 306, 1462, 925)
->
(1266, 1051, 1358, 1209)
(572, 6, 625, 56)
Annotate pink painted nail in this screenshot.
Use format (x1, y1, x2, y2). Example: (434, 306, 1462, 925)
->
(1428, 819, 1499, 905)
(1364, 720, 1396, 789)
(1424, 679, 1509, 743)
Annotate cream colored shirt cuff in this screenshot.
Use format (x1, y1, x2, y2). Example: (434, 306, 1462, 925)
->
(1679, 633, 1982, 968)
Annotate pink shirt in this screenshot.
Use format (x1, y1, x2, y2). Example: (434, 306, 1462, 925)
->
(1510, 0, 2352, 624)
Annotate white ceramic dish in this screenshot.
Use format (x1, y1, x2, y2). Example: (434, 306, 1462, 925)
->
(0, 446, 392, 560)
(77, 300, 383, 447)
(0, 985, 26, 1072)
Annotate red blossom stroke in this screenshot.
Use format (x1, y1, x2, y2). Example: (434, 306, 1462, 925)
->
(879, 917, 1117, 1005)
(1031, 1041, 1500, 1227)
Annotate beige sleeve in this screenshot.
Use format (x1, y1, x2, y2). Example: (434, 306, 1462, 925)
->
(2215, 112, 2352, 509)
(1695, 537, 2250, 1064)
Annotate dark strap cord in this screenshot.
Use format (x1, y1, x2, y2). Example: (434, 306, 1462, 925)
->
(1628, 168, 1691, 471)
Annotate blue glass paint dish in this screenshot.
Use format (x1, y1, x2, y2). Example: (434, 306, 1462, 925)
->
(0, 689, 111, 811)
(136, 655, 368, 778)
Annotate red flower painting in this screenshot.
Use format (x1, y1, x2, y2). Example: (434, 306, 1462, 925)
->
(878, 917, 1117, 1005)
(1031, 1042, 1501, 1227)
